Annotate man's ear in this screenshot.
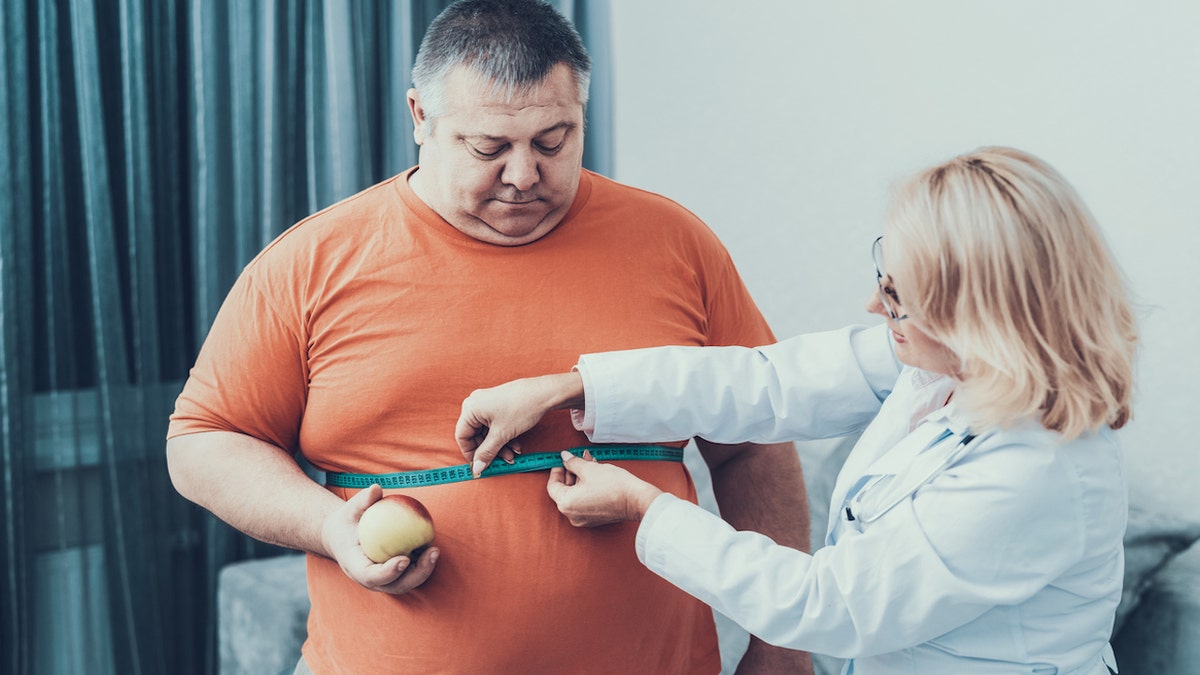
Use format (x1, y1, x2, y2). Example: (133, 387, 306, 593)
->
(407, 88, 427, 145)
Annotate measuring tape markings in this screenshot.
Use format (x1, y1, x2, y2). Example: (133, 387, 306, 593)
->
(325, 444, 685, 489)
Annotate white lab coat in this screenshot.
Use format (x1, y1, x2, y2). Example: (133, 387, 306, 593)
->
(574, 324, 1124, 674)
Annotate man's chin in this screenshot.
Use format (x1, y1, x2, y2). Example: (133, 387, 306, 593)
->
(458, 215, 556, 246)
(487, 224, 555, 245)
(476, 207, 565, 242)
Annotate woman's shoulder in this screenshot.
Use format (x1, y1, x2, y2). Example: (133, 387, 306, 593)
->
(974, 421, 1121, 467)
(915, 422, 1125, 568)
(967, 422, 1125, 528)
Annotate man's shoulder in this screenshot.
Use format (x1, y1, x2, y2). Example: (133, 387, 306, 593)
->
(581, 170, 717, 240)
(584, 170, 697, 214)
(248, 175, 406, 269)
(285, 175, 404, 236)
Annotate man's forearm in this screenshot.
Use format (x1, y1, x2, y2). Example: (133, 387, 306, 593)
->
(166, 430, 343, 556)
(700, 440, 810, 549)
(699, 439, 814, 675)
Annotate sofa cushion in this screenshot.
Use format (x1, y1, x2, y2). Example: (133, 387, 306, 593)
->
(1112, 540, 1200, 673)
(1114, 504, 1200, 634)
(218, 554, 310, 675)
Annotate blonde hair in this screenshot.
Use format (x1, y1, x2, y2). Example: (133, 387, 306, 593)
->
(885, 146, 1137, 440)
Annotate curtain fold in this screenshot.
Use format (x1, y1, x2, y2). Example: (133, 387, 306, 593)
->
(0, 1, 611, 673)
(2, 1, 36, 674)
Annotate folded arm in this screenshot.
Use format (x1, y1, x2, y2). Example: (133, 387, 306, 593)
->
(166, 430, 439, 594)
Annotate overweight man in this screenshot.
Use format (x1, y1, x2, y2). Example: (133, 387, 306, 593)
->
(167, 1, 812, 672)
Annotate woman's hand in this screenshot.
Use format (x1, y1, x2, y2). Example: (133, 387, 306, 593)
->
(455, 372, 585, 476)
(321, 484, 440, 594)
(547, 451, 664, 527)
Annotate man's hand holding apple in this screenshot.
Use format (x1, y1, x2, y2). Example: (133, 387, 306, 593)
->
(321, 484, 439, 595)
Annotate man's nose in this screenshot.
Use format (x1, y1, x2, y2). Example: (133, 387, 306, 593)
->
(501, 148, 539, 192)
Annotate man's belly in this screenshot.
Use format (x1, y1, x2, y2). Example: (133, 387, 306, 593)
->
(304, 465, 721, 674)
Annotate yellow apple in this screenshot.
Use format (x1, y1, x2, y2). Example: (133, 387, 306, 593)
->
(358, 494, 436, 563)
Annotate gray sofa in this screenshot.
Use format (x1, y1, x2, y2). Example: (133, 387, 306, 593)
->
(218, 437, 1200, 675)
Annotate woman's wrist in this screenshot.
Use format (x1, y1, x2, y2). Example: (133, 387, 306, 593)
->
(544, 371, 585, 411)
(628, 482, 665, 521)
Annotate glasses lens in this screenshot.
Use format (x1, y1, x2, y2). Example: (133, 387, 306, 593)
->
(872, 236, 905, 320)
(877, 285, 898, 320)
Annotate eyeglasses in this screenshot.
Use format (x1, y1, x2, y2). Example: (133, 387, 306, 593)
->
(872, 236, 908, 321)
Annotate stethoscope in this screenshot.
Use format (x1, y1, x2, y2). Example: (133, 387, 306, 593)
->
(843, 428, 979, 525)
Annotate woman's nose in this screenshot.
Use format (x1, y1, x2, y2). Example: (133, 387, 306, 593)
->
(865, 287, 886, 317)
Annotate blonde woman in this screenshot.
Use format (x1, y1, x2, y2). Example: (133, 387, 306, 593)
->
(455, 147, 1136, 674)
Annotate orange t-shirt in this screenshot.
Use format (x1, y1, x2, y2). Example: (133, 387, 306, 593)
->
(169, 168, 776, 674)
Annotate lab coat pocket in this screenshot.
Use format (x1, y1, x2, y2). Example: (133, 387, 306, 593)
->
(844, 473, 897, 525)
(844, 434, 975, 525)
(842, 473, 898, 529)
(834, 423, 981, 541)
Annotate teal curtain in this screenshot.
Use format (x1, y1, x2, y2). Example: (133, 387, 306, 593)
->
(0, 1, 612, 673)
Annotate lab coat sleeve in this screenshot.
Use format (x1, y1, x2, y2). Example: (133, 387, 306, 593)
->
(633, 436, 1090, 658)
(576, 324, 898, 444)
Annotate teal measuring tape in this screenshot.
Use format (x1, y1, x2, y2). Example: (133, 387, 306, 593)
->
(325, 444, 684, 489)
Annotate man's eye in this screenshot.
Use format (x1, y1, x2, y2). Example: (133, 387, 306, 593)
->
(534, 131, 567, 155)
(468, 144, 504, 159)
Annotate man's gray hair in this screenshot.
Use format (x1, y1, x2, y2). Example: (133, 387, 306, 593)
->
(412, 0, 591, 124)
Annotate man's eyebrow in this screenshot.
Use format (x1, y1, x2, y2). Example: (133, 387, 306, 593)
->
(534, 121, 577, 136)
(460, 122, 577, 143)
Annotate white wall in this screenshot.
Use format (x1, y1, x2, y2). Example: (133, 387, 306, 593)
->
(608, 1, 1199, 513)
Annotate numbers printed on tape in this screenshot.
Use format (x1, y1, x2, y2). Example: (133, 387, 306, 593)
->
(325, 444, 684, 489)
